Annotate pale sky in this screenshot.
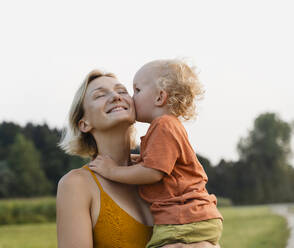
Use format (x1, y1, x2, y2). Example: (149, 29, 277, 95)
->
(0, 0, 293, 165)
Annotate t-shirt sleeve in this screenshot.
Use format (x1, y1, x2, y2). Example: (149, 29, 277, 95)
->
(141, 122, 180, 175)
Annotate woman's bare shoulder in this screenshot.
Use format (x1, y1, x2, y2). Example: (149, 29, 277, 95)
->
(59, 167, 89, 186)
(57, 167, 95, 200)
(56, 167, 96, 247)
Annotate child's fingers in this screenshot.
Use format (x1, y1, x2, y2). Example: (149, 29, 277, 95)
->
(88, 164, 96, 169)
(93, 155, 109, 162)
(88, 165, 102, 174)
(94, 156, 103, 160)
(89, 162, 101, 168)
(91, 157, 105, 165)
(88, 166, 96, 172)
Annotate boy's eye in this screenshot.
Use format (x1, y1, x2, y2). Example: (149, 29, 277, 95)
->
(135, 88, 140, 93)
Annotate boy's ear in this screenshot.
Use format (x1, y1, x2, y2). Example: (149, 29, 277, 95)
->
(78, 119, 92, 133)
(155, 90, 168, 107)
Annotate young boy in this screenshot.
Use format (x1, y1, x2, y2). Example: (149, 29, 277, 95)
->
(89, 59, 223, 247)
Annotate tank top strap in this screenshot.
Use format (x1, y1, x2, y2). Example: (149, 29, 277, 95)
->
(83, 165, 104, 192)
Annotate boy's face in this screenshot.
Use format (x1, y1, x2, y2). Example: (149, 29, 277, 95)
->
(132, 65, 160, 123)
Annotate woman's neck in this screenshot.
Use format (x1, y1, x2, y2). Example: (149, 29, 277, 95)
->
(92, 125, 132, 166)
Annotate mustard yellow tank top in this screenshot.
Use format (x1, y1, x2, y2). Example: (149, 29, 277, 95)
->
(83, 166, 152, 248)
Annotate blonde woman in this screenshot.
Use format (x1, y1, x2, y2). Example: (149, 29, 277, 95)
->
(56, 69, 219, 248)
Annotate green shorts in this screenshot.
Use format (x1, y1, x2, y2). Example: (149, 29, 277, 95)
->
(146, 218, 223, 248)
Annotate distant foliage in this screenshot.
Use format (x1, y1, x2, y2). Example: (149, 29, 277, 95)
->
(6, 133, 52, 197)
(216, 197, 233, 207)
(202, 112, 294, 205)
(0, 122, 88, 197)
(0, 112, 293, 205)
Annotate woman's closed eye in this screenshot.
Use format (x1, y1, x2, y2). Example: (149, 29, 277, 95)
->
(94, 94, 106, 99)
(118, 90, 128, 94)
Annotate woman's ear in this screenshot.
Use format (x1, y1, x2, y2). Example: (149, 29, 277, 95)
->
(155, 90, 168, 107)
(79, 119, 92, 133)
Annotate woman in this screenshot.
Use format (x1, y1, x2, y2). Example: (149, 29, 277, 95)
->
(56, 70, 219, 248)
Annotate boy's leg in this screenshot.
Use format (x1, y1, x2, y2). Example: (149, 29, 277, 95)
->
(161, 242, 220, 248)
(147, 219, 222, 248)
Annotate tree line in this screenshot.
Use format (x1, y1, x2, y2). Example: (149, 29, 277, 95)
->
(0, 112, 293, 205)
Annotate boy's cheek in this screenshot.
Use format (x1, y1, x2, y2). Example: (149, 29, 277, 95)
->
(132, 97, 138, 107)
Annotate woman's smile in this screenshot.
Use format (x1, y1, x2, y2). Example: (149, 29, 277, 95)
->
(106, 105, 128, 114)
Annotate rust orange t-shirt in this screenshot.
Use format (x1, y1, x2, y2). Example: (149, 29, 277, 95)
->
(138, 115, 223, 225)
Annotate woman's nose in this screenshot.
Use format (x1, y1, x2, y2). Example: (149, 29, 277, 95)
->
(110, 91, 122, 102)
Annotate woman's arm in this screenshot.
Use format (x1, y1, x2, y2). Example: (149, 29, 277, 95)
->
(56, 170, 95, 248)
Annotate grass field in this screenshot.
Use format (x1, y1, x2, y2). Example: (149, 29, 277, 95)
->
(0, 206, 289, 248)
(0, 223, 56, 248)
(219, 206, 289, 248)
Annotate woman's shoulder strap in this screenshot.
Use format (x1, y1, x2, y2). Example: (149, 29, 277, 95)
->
(82, 165, 104, 192)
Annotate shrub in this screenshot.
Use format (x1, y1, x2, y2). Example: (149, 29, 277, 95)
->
(217, 197, 233, 207)
(0, 197, 56, 225)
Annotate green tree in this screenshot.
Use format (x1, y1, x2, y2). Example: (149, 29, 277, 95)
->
(0, 122, 21, 160)
(0, 161, 15, 198)
(6, 133, 52, 197)
(236, 112, 293, 204)
(198, 155, 217, 194)
(23, 123, 87, 193)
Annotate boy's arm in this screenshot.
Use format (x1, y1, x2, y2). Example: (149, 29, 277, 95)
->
(89, 155, 164, 184)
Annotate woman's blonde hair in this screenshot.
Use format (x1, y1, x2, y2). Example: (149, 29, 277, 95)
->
(59, 70, 136, 158)
(156, 59, 204, 120)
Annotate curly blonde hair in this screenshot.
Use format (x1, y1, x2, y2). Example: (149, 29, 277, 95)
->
(155, 59, 204, 120)
(59, 70, 136, 159)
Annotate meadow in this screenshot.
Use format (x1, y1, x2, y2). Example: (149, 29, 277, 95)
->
(219, 206, 289, 248)
(0, 200, 290, 248)
(0, 223, 56, 248)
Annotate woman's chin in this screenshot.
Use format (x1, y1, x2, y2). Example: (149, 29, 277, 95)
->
(109, 108, 135, 120)
(107, 112, 135, 126)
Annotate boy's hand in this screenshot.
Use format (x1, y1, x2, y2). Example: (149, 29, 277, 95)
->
(89, 155, 118, 179)
(89, 155, 164, 185)
(131, 153, 141, 163)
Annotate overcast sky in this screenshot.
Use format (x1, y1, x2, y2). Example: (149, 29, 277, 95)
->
(0, 0, 293, 165)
